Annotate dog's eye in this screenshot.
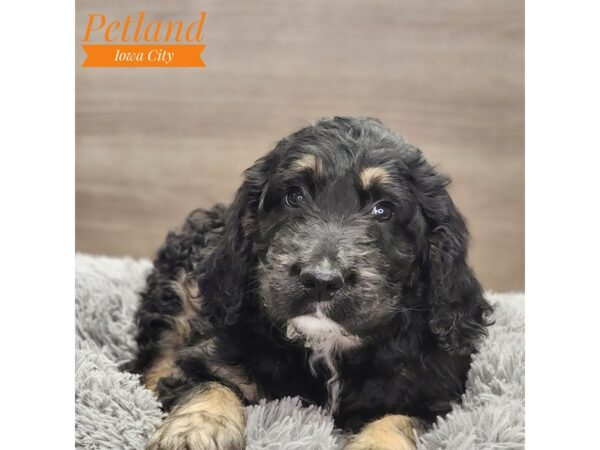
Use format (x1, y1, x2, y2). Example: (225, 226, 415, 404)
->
(371, 201, 394, 221)
(285, 188, 305, 208)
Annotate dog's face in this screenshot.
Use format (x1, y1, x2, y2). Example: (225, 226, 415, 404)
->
(249, 120, 432, 345)
(256, 152, 421, 341)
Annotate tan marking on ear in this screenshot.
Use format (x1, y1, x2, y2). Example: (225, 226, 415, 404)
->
(143, 271, 203, 392)
(169, 271, 201, 342)
(360, 166, 392, 189)
(146, 383, 246, 450)
(344, 415, 423, 450)
(291, 154, 323, 175)
(144, 351, 180, 392)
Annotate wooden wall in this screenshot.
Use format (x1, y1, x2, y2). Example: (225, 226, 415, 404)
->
(76, 0, 524, 291)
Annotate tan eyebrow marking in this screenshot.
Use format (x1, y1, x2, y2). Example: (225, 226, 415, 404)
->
(290, 154, 323, 175)
(360, 166, 392, 189)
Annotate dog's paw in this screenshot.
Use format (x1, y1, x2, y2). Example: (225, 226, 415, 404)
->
(343, 415, 420, 450)
(146, 410, 245, 450)
(343, 434, 415, 450)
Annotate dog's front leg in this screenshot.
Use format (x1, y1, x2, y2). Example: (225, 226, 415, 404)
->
(146, 382, 245, 450)
(344, 415, 423, 450)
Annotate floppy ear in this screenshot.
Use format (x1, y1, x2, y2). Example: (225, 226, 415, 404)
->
(410, 153, 492, 354)
(198, 157, 269, 327)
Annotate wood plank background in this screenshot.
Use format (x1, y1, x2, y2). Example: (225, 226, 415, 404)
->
(76, 0, 524, 291)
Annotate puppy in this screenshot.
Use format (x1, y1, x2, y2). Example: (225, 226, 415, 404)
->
(127, 117, 492, 450)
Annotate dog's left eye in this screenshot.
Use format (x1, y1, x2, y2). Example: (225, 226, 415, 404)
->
(285, 188, 305, 208)
(371, 201, 394, 221)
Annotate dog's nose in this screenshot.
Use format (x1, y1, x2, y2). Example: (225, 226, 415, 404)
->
(299, 267, 344, 300)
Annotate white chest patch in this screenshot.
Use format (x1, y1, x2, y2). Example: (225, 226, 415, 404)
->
(285, 308, 362, 414)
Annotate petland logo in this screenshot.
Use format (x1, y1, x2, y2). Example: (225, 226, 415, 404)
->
(81, 11, 207, 67)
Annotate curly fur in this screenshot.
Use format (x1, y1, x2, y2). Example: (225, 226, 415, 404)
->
(126, 116, 492, 437)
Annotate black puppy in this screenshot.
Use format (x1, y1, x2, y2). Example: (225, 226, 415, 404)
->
(128, 117, 492, 450)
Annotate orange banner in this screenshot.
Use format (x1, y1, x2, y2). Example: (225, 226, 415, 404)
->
(82, 45, 206, 67)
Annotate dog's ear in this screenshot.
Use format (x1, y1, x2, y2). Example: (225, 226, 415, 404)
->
(198, 156, 270, 327)
(409, 151, 492, 354)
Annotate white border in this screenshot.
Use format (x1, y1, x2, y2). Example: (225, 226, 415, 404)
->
(0, 0, 74, 447)
(527, 1, 600, 448)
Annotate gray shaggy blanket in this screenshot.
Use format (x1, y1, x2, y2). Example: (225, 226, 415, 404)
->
(75, 254, 524, 449)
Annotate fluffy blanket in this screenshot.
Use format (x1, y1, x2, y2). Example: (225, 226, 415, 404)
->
(75, 253, 524, 449)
